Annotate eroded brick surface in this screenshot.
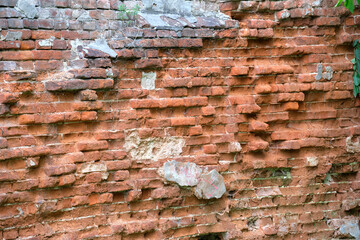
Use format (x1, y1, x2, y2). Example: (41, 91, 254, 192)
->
(0, 0, 359, 239)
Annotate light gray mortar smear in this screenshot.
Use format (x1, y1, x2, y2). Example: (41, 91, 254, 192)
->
(3, 32, 23, 41)
(15, 0, 38, 19)
(86, 39, 117, 58)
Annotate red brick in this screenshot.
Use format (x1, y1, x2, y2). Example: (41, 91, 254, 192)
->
(278, 93, 305, 102)
(135, 59, 163, 69)
(71, 196, 89, 206)
(201, 106, 216, 115)
(249, 120, 269, 132)
(35, 60, 63, 71)
(325, 91, 352, 100)
(254, 65, 294, 75)
(33, 50, 63, 60)
(171, 117, 196, 126)
(203, 144, 217, 154)
(189, 126, 203, 136)
(69, 68, 107, 79)
(77, 140, 108, 151)
(58, 174, 76, 186)
(231, 66, 249, 76)
(236, 104, 261, 114)
(283, 102, 299, 111)
(278, 140, 301, 150)
(0, 92, 19, 104)
(2, 51, 34, 60)
(247, 139, 269, 152)
(178, 39, 203, 48)
(113, 170, 130, 181)
(45, 164, 76, 176)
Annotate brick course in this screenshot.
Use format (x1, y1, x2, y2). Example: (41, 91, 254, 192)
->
(0, 0, 359, 239)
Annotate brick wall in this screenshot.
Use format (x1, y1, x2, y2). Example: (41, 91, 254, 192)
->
(1, 0, 360, 239)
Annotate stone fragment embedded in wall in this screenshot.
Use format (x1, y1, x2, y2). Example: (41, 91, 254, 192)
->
(195, 169, 226, 199)
(161, 160, 226, 199)
(323, 66, 334, 80)
(328, 217, 360, 239)
(163, 160, 202, 186)
(315, 63, 323, 81)
(141, 72, 156, 90)
(346, 136, 360, 153)
(15, 0, 38, 19)
(78, 162, 109, 180)
(315, 63, 333, 81)
(124, 131, 185, 161)
(306, 156, 319, 167)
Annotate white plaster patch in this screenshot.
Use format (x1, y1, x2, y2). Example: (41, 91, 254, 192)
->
(346, 136, 360, 153)
(306, 156, 318, 167)
(39, 36, 55, 47)
(15, 0, 38, 19)
(78, 162, 108, 180)
(124, 131, 185, 161)
(141, 72, 156, 90)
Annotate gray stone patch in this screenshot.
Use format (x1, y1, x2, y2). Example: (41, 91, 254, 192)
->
(163, 160, 202, 186)
(124, 131, 185, 161)
(323, 66, 333, 80)
(142, 0, 192, 16)
(2, 31, 23, 41)
(0, 61, 17, 71)
(77, 11, 93, 21)
(195, 169, 226, 199)
(315, 63, 322, 81)
(139, 12, 169, 28)
(70, 39, 85, 60)
(39, 36, 55, 47)
(15, 0, 38, 19)
(86, 39, 117, 58)
(328, 217, 360, 239)
(141, 72, 156, 90)
(346, 136, 360, 153)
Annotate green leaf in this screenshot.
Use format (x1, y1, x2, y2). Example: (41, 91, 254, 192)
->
(355, 48, 360, 60)
(336, 0, 344, 7)
(354, 73, 360, 86)
(354, 86, 357, 97)
(351, 58, 356, 64)
(354, 40, 358, 47)
(345, 0, 355, 12)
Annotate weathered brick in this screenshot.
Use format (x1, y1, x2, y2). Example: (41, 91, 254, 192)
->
(77, 140, 108, 151)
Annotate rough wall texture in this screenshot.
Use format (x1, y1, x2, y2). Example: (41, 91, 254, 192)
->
(1, 0, 360, 239)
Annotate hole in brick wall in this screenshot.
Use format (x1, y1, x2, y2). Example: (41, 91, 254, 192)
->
(113, 192, 125, 202)
(247, 216, 258, 230)
(197, 233, 223, 240)
(228, 190, 236, 199)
